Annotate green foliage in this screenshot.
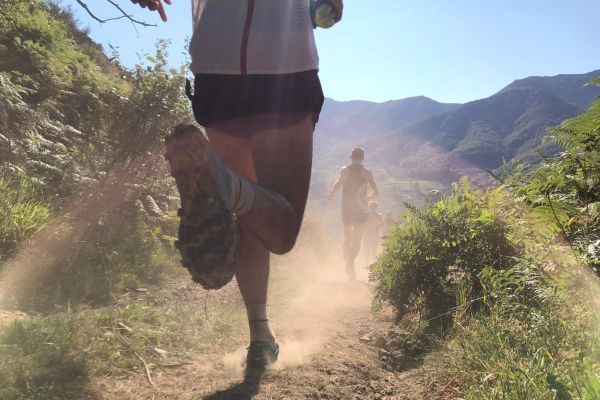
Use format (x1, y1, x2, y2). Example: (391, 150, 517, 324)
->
(439, 75, 600, 399)
(0, 172, 51, 263)
(509, 78, 600, 274)
(0, 1, 116, 200)
(0, 0, 195, 309)
(370, 179, 523, 330)
(371, 174, 600, 398)
(0, 292, 246, 399)
(21, 198, 180, 310)
(0, 313, 90, 400)
(442, 265, 600, 400)
(0, 1, 113, 93)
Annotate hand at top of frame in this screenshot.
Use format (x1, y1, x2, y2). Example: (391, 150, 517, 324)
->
(130, 0, 172, 22)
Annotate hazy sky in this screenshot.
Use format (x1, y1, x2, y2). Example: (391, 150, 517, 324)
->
(61, 0, 600, 103)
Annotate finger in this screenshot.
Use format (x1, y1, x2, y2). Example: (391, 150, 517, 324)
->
(332, 0, 343, 22)
(158, 1, 168, 21)
(164, 0, 172, 4)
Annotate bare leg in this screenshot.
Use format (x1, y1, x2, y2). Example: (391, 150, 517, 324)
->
(205, 129, 273, 343)
(352, 224, 365, 262)
(247, 115, 314, 253)
(343, 224, 355, 279)
(209, 116, 313, 255)
(343, 223, 365, 279)
(363, 230, 376, 267)
(206, 114, 314, 344)
(347, 223, 365, 279)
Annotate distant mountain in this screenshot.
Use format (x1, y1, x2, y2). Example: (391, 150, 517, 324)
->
(370, 87, 582, 170)
(312, 96, 459, 197)
(311, 70, 600, 206)
(316, 96, 459, 141)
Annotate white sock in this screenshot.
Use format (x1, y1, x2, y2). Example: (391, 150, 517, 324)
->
(225, 167, 255, 216)
(246, 303, 276, 345)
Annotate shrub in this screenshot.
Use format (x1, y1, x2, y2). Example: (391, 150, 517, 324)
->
(506, 79, 600, 274)
(370, 178, 523, 331)
(10, 192, 181, 311)
(370, 177, 600, 399)
(0, 0, 192, 309)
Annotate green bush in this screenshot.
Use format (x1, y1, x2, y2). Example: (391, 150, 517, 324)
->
(370, 177, 600, 398)
(507, 78, 600, 274)
(1, 0, 192, 309)
(370, 178, 523, 331)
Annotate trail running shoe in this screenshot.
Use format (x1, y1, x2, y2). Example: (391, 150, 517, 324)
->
(246, 341, 280, 369)
(164, 124, 238, 290)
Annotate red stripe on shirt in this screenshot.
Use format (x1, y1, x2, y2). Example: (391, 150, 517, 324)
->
(240, 0, 256, 75)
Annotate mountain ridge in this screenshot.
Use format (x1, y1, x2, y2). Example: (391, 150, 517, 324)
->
(367, 86, 582, 170)
(312, 69, 600, 201)
(316, 96, 460, 142)
(498, 69, 600, 109)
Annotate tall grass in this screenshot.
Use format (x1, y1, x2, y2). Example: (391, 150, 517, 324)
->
(0, 292, 246, 399)
(442, 266, 600, 399)
(0, 312, 90, 400)
(0, 173, 50, 264)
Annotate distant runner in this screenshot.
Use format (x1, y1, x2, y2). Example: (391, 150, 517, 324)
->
(363, 201, 383, 267)
(328, 148, 379, 279)
(133, 0, 343, 369)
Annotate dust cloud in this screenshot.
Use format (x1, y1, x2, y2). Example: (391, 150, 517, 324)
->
(0, 149, 164, 310)
(575, 264, 600, 330)
(0, 179, 130, 309)
(0, 157, 378, 376)
(219, 212, 376, 375)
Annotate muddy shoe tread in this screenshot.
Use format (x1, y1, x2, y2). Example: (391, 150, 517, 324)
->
(165, 125, 237, 290)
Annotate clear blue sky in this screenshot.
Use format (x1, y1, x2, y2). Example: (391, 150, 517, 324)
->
(60, 0, 600, 104)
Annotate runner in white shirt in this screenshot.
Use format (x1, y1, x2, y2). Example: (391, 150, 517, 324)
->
(131, 0, 343, 369)
(190, 0, 319, 74)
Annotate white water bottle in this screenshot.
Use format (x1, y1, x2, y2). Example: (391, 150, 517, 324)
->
(311, 0, 337, 29)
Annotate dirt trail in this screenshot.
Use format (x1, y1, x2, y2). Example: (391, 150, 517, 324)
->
(92, 263, 450, 400)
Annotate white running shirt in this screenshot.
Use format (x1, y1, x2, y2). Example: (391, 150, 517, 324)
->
(190, 0, 319, 75)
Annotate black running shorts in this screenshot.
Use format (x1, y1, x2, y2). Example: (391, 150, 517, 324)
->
(188, 70, 325, 137)
(342, 204, 369, 225)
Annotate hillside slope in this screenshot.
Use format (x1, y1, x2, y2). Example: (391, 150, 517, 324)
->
(316, 96, 459, 141)
(369, 87, 582, 172)
(499, 69, 600, 109)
